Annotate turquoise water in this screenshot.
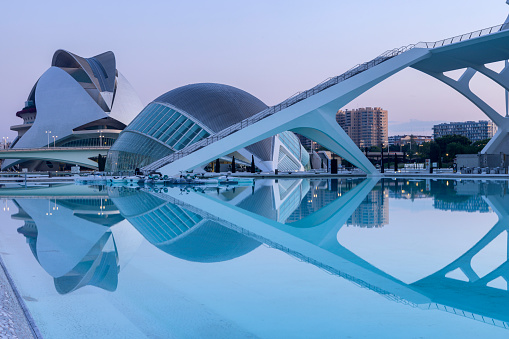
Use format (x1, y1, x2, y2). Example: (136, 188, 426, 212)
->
(0, 178, 508, 338)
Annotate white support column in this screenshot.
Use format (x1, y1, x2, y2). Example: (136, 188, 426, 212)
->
(424, 68, 509, 154)
(152, 48, 431, 176)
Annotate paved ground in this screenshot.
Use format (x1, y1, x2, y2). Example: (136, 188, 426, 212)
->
(0, 258, 36, 339)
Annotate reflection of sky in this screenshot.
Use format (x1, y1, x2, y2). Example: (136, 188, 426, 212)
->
(338, 197, 498, 284)
(0, 179, 509, 338)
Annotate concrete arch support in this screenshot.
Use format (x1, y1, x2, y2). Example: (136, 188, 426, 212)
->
(423, 68, 509, 154)
(426, 68, 505, 126)
(156, 48, 432, 176)
(158, 109, 377, 175)
(290, 112, 376, 173)
(470, 62, 509, 94)
(484, 128, 509, 154)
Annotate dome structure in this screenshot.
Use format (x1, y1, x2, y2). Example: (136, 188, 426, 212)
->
(106, 83, 309, 172)
(3, 50, 143, 171)
(109, 188, 261, 263)
(154, 83, 268, 133)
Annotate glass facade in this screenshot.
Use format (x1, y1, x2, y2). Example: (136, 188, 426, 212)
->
(126, 103, 210, 150)
(105, 84, 309, 173)
(60, 137, 116, 148)
(106, 131, 174, 172)
(128, 204, 203, 245)
(277, 131, 310, 170)
(105, 102, 210, 172)
(278, 147, 301, 171)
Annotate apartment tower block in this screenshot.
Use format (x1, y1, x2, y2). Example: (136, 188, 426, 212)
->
(336, 107, 388, 148)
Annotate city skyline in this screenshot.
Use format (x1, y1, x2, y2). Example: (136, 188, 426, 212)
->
(1, 0, 508, 140)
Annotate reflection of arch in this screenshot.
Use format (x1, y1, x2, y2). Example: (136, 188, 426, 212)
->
(422, 217, 508, 284)
(409, 192, 509, 326)
(415, 192, 509, 286)
(150, 27, 509, 176)
(415, 66, 509, 154)
(150, 180, 427, 302)
(150, 179, 509, 329)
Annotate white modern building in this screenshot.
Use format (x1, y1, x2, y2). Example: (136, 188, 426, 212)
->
(2, 50, 143, 171)
(106, 83, 310, 173)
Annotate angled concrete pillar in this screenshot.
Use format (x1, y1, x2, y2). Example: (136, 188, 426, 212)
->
(155, 48, 431, 176)
(418, 67, 509, 154)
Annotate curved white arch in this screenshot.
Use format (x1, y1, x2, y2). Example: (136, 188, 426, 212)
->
(16, 67, 108, 150)
(109, 71, 144, 125)
(156, 48, 431, 175)
(146, 27, 509, 175)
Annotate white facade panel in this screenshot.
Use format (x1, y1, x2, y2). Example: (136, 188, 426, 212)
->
(109, 72, 144, 125)
(14, 67, 108, 149)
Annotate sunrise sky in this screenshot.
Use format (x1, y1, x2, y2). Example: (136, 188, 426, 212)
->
(1, 0, 508, 139)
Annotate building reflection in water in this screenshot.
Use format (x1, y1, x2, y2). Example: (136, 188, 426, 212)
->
(5, 178, 509, 330)
(113, 178, 509, 330)
(11, 186, 143, 294)
(346, 182, 389, 228)
(108, 186, 261, 263)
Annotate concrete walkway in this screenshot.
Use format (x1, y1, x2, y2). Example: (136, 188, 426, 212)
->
(0, 256, 40, 338)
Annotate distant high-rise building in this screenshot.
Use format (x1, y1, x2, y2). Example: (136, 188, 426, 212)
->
(433, 120, 496, 142)
(336, 107, 388, 148)
(388, 135, 432, 146)
(346, 186, 389, 228)
(295, 133, 317, 152)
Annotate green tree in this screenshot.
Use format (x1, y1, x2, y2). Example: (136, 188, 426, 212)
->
(445, 142, 467, 162)
(470, 138, 490, 153)
(435, 135, 471, 155)
(430, 142, 441, 163)
(416, 141, 431, 160)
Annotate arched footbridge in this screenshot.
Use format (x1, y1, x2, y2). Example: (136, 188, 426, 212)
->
(0, 147, 109, 170)
(142, 23, 509, 176)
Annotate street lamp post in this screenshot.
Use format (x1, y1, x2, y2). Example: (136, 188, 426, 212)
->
(52, 135, 58, 147)
(45, 131, 51, 148)
(2, 137, 8, 149)
(98, 130, 104, 146)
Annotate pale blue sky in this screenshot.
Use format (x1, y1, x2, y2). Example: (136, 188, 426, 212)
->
(1, 0, 508, 140)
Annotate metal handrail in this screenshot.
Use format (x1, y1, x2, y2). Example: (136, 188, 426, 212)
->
(414, 22, 509, 49)
(142, 50, 400, 172)
(142, 22, 509, 173)
(0, 146, 110, 151)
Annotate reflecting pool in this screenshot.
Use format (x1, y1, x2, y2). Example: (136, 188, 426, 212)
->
(0, 178, 508, 338)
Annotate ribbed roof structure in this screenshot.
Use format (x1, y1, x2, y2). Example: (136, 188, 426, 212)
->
(154, 83, 267, 133)
(154, 83, 273, 161)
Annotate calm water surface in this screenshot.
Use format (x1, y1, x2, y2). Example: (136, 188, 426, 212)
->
(0, 178, 508, 338)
